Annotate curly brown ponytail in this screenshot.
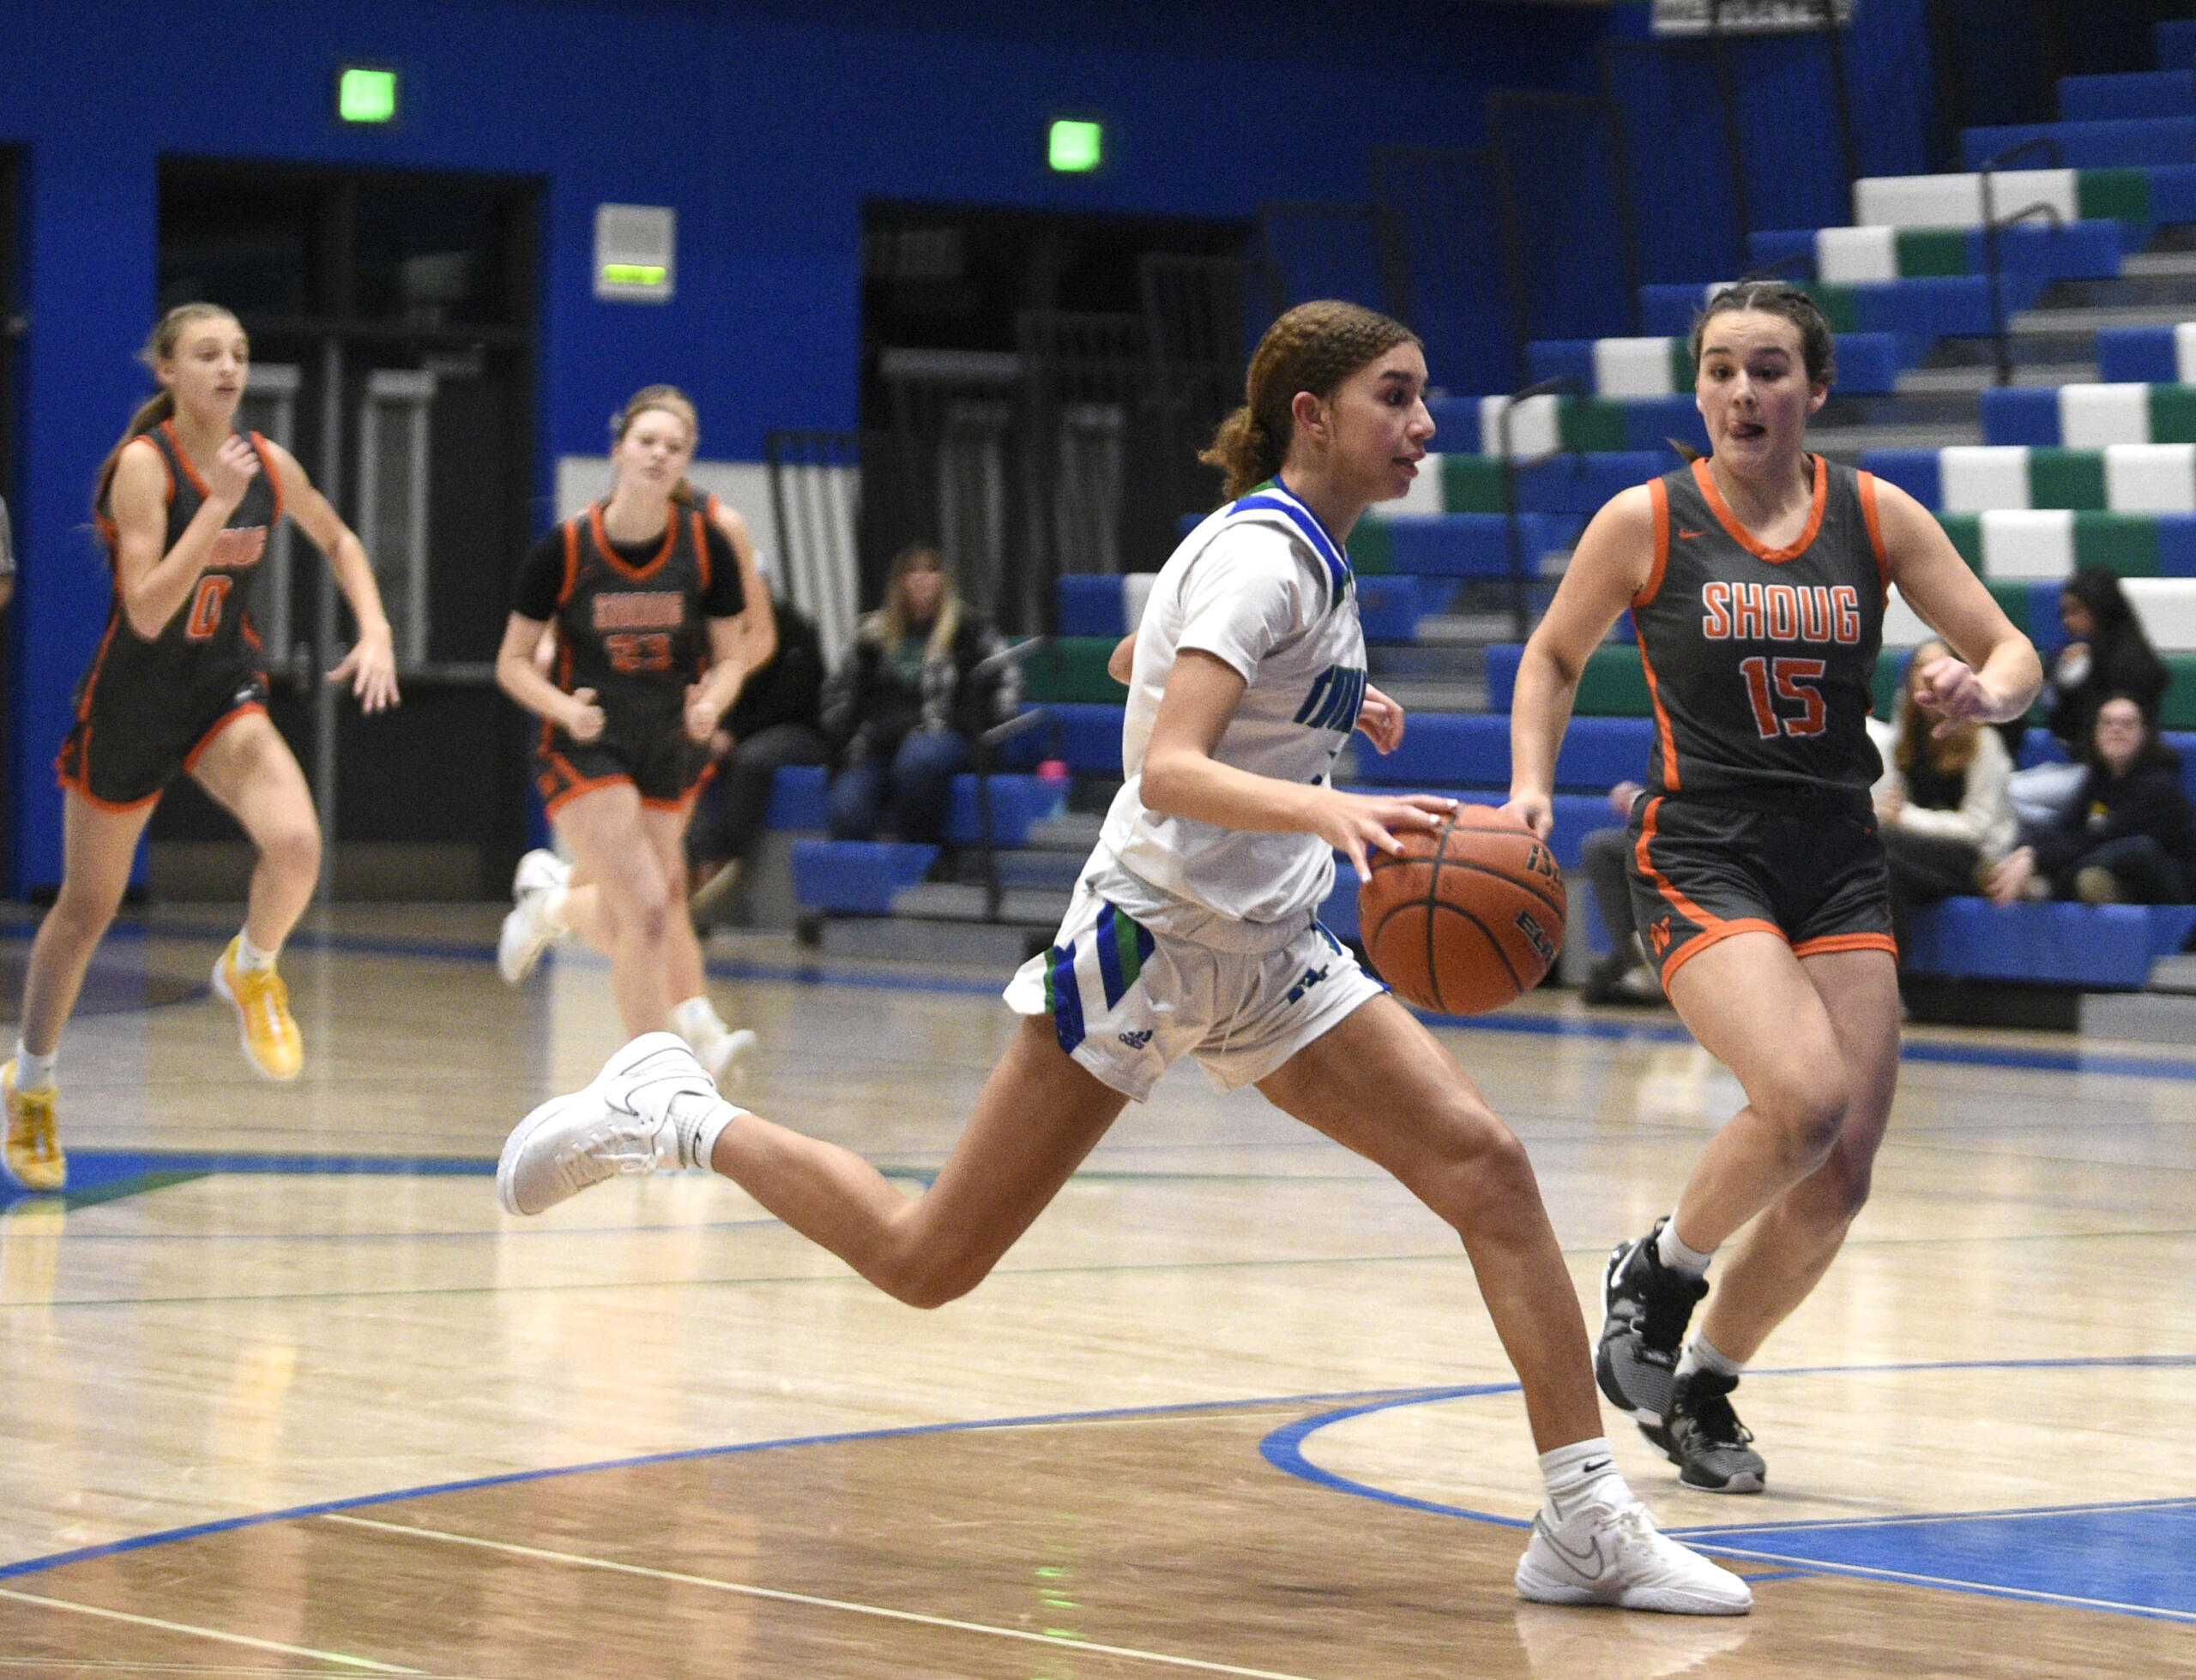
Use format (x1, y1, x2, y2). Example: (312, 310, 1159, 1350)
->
(1200, 300, 1421, 502)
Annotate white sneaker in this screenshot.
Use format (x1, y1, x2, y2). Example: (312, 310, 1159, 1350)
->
(497, 1033, 723, 1216)
(513, 847, 571, 900)
(694, 1027, 758, 1089)
(498, 849, 571, 985)
(1515, 1499, 1751, 1616)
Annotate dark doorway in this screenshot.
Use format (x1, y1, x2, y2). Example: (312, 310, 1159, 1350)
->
(858, 202, 1251, 634)
(153, 159, 540, 899)
(0, 149, 19, 890)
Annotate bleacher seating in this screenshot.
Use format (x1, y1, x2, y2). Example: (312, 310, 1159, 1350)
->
(1642, 275, 2000, 341)
(1524, 333, 1901, 398)
(2098, 322, 2196, 382)
(1850, 166, 2196, 235)
(1982, 382, 2196, 447)
(2061, 69, 2196, 123)
(1866, 443, 2196, 513)
(1904, 900, 2196, 989)
(1748, 220, 2124, 287)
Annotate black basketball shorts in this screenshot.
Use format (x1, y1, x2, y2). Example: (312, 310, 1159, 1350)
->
(57, 663, 272, 811)
(1623, 792, 1896, 990)
(534, 717, 709, 816)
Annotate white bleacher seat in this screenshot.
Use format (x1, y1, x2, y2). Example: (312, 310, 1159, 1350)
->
(1816, 225, 1898, 283)
(1591, 337, 1680, 398)
(1940, 447, 2033, 512)
(1979, 509, 2078, 577)
(1476, 393, 1562, 458)
(2060, 382, 2151, 449)
(2103, 443, 2196, 512)
(1853, 170, 2079, 230)
(2125, 577, 2196, 648)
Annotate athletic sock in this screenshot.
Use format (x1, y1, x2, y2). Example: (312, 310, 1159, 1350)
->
(13, 1044, 56, 1092)
(1674, 1331, 1744, 1385)
(1540, 1436, 1632, 1520)
(539, 886, 570, 933)
(235, 931, 279, 973)
(1656, 1215, 1716, 1281)
(671, 996, 730, 1042)
(665, 1089, 745, 1172)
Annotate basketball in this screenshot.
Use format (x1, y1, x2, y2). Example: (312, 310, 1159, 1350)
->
(1357, 804, 1567, 1015)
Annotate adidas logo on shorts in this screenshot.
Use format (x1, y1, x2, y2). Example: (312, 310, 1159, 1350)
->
(1117, 1028, 1154, 1050)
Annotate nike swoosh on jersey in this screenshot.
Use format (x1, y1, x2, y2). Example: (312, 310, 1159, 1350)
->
(1677, 528, 1706, 539)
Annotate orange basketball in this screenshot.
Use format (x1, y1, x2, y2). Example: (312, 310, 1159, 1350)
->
(1356, 805, 1567, 1015)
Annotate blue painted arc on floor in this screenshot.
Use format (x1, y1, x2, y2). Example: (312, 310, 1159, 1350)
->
(1259, 1367, 2196, 1623)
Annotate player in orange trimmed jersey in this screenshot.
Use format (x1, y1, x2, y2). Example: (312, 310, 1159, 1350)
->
(492, 386, 770, 1086)
(1507, 281, 2042, 1494)
(3, 304, 400, 1194)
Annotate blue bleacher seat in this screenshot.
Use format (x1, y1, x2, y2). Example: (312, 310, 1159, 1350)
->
(1643, 276, 2001, 342)
(1523, 340, 1596, 392)
(2060, 69, 2196, 123)
(1855, 449, 1941, 509)
(1903, 899, 2187, 987)
(2097, 324, 2180, 383)
(1979, 385, 2064, 447)
(1511, 452, 1669, 514)
(2163, 19, 2196, 71)
(1056, 574, 1125, 636)
(790, 840, 937, 914)
(1962, 117, 2196, 172)
(1385, 512, 1568, 577)
(1351, 710, 1654, 796)
(765, 764, 830, 829)
(943, 774, 1061, 848)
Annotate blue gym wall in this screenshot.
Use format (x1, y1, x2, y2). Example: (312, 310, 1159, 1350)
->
(0, 0, 1935, 894)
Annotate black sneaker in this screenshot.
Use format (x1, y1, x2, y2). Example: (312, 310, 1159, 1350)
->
(1642, 1369, 1766, 1494)
(1595, 1219, 1709, 1424)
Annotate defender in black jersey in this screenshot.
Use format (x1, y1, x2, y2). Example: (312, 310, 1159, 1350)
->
(492, 385, 763, 1087)
(6, 304, 399, 1195)
(1507, 282, 2040, 1494)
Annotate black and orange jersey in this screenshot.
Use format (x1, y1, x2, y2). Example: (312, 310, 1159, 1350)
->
(76, 422, 282, 711)
(1631, 455, 1888, 805)
(512, 501, 745, 746)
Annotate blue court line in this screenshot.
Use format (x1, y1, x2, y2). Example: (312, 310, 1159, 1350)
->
(1258, 1358, 2196, 1623)
(0, 1383, 1460, 1585)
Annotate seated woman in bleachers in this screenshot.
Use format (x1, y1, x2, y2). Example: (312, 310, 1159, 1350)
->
(2046, 569, 2169, 751)
(2006, 569, 2170, 828)
(824, 544, 1019, 848)
(1987, 694, 2196, 906)
(1869, 640, 2017, 954)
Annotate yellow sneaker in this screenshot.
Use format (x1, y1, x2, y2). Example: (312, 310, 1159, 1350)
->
(2, 1061, 65, 1194)
(213, 937, 304, 1081)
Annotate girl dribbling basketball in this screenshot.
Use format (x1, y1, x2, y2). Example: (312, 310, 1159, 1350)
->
(493, 302, 1751, 1616)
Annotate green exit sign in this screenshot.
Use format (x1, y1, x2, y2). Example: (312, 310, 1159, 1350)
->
(1048, 119, 1102, 173)
(337, 67, 397, 124)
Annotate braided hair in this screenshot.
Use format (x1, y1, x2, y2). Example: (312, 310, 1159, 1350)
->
(1201, 300, 1421, 502)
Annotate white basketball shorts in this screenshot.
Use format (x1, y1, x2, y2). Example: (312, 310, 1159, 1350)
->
(1003, 889, 1385, 1102)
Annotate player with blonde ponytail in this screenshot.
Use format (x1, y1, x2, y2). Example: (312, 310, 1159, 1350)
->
(492, 303, 1749, 1617)
(4, 304, 400, 1193)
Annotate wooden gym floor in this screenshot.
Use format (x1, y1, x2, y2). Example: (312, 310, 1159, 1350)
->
(1, 903, 2192, 1677)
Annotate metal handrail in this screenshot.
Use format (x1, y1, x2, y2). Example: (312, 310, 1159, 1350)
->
(1495, 376, 1585, 641)
(970, 637, 1058, 922)
(1975, 136, 2068, 389)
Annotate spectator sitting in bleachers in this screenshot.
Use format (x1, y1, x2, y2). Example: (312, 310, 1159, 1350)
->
(1578, 780, 1661, 1006)
(823, 543, 1018, 849)
(1987, 694, 2196, 906)
(2007, 568, 2169, 828)
(1868, 639, 2017, 959)
(686, 574, 830, 929)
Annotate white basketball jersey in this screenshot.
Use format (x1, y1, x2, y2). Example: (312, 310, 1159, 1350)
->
(1080, 479, 1367, 948)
